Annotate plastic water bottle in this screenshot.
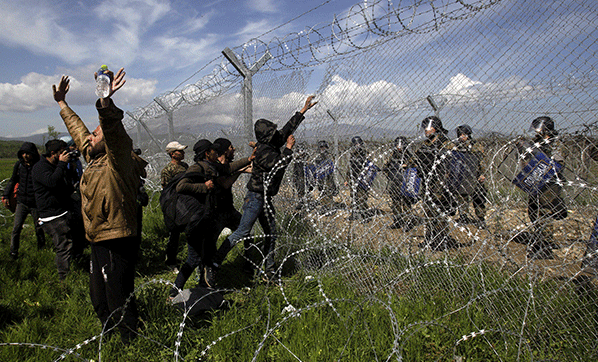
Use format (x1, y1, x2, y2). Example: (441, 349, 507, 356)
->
(95, 65, 111, 98)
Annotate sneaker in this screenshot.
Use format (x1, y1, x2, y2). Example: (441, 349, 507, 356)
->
(203, 266, 217, 288)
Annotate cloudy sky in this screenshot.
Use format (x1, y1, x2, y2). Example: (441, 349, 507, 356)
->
(0, 0, 361, 138)
(2, 0, 595, 139)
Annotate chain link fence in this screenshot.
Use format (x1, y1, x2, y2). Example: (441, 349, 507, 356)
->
(131, 0, 598, 359)
(3, 0, 597, 360)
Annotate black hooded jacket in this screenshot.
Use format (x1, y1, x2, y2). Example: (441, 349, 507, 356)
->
(32, 157, 74, 219)
(347, 147, 368, 182)
(247, 111, 305, 196)
(3, 142, 41, 207)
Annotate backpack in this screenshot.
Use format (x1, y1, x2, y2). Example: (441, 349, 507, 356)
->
(159, 165, 209, 232)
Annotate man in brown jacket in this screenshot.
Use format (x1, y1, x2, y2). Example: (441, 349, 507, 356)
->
(52, 69, 147, 344)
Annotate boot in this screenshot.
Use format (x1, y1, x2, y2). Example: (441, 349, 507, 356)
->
(475, 219, 487, 229)
(527, 240, 554, 260)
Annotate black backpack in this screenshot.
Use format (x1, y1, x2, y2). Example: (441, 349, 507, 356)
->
(159, 165, 210, 232)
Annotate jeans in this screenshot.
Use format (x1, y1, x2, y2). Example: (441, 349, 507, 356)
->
(225, 191, 276, 272)
(171, 216, 216, 294)
(10, 202, 46, 254)
(172, 242, 202, 295)
(40, 213, 72, 280)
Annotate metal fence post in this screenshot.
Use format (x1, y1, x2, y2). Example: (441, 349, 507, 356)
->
(222, 47, 272, 153)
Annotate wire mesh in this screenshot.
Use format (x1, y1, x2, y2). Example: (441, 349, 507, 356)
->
(3, 0, 598, 360)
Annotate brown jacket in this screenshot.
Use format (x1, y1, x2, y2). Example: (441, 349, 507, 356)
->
(60, 99, 147, 242)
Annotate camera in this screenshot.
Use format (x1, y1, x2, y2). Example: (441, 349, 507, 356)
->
(68, 150, 81, 159)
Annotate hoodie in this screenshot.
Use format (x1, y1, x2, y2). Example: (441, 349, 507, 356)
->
(3, 142, 41, 207)
(247, 112, 305, 196)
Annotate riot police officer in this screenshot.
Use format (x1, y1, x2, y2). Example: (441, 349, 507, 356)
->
(519, 116, 567, 259)
(383, 136, 416, 229)
(345, 136, 370, 221)
(412, 116, 458, 250)
(453, 125, 487, 228)
(313, 140, 338, 211)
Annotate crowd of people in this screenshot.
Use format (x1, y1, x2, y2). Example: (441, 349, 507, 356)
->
(291, 115, 584, 263)
(1, 66, 596, 345)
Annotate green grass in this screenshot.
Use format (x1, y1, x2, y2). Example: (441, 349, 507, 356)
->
(0, 140, 29, 159)
(1, 187, 598, 360)
(2, 201, 598, 361)
(0, 158, 17, 181)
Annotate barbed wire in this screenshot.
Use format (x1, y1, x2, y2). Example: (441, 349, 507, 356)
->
(124, 0, 502, 128)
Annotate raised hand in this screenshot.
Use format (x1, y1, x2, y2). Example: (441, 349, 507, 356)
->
(52, 75, 70, 104)
(300, 95, 317, 114)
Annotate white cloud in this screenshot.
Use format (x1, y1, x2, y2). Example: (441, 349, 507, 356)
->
(0, 0, 219, 72)
(439, 73, 482, 96)
(247, 0, 278, 14)
(142, 34, 222, 71)
(0, 73, 56, 112)
(0, 69, 157, 112)
(94, 0, 171, 28)
(180, 13, 213, 34)
(319, 75, 407, 114)
(0, 2, 89, 64)
(235, 20, 274, 42)
(437, 73, 542, 106)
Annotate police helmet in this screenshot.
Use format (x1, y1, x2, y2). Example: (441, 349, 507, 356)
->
(456, 125, 473, 137)
(530, 116, 557, 136)
(318, 140, 329, 149)
(394, 136, 408, 149)
(421, 116, 446, 134)
(351, 136, 364, 146)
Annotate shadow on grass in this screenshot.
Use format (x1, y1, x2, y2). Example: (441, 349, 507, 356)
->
(0, 305, 24, 331)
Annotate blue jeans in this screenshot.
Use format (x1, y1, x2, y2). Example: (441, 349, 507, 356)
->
(227, 191, 276, 272)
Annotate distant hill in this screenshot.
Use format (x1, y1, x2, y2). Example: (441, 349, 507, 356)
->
(0, 133, 61, 146)
(0, 140, 40, 158)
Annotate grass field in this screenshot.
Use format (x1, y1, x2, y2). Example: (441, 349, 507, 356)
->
(1, 165, 598, 361)
(0, 158, 17, 181)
